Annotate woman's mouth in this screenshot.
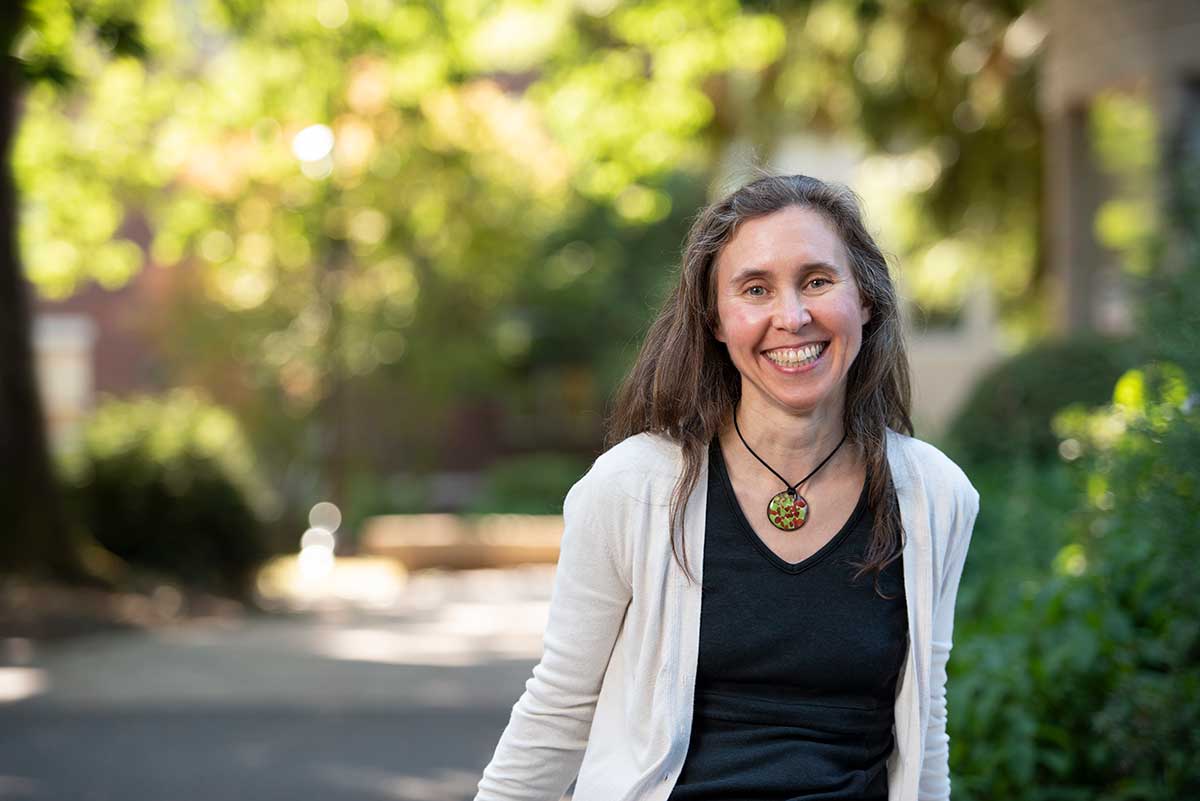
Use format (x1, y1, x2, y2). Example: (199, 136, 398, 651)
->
(763, 341, 828, 371)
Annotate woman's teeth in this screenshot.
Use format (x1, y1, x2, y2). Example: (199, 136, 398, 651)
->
(765, 342, 826, 367)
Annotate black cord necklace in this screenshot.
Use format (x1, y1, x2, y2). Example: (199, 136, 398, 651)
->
(732, 411, 848, 532)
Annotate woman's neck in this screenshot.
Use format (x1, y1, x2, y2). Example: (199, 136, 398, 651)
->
(719, 398, 859, 487)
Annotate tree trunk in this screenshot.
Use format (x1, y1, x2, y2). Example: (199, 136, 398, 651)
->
(0, 7, 82, 578)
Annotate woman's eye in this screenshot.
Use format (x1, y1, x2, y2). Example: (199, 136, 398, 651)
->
(746, 286, 767, 297)
(808, 278, 830, 290)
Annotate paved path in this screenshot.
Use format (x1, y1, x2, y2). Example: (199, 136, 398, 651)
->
(0, 566, 558, 801)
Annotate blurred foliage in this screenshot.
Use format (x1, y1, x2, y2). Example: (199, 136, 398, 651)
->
(59, 389, 278, 597)
(12, 0, 148, 85)
(13, 0, 782, 500)
(1089, 88, 1160, 279)
(466, 451, 590, 515)
(943, 334, 1150, 468)
(950, 455, 1078, 615)
(12, 0, 1049, 495)
(947, 118, 1200, 799)
(341, 469, 432, 541)
(761, 0, 1044, 339)
(950, 365, 1199, 801)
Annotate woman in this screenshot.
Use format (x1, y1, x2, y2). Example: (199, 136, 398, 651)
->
(475, 174, 980, 801)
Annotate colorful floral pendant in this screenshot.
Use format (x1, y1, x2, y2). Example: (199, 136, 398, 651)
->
(768, 489, 808, 531)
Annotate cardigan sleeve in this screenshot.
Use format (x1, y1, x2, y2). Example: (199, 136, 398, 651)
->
(474, 467, 634, 801)
(919, 479, 980, 801)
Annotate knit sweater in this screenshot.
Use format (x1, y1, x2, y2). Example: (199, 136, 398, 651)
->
(475, 427, 981, 801)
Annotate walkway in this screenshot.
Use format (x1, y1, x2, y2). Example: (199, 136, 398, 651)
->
(0, 565, 557, 801)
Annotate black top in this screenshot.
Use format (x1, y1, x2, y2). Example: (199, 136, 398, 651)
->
(667, 437, 908, 801)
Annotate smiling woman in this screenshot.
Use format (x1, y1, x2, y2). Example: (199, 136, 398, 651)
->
(713, 205, 872, 435)
(475, 174, 980, 801)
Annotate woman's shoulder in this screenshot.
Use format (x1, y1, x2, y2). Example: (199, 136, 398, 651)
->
(566, 431, 687, 510)
(591, 430, 686, 478)
(886, 427, 978, 507)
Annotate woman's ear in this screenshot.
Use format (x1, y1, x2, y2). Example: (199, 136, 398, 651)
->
(860, 302, 872, 327)
(710, 309, 725, 343)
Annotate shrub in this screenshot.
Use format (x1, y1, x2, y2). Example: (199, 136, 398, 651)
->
(951, 455, 1078, 620)
(342, 470, 433, 540)
(945, 335, 1147, 467)
(949, 108, 1200, 801)
(466, 452, 590, 514)
(61, 389, 277, 598)
(950, 363, 1199, 800)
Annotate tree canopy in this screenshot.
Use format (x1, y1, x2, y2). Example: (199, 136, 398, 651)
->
(13, 0, 1043, 487)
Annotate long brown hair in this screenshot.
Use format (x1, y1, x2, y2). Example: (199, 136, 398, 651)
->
(606, 173, 914, 596)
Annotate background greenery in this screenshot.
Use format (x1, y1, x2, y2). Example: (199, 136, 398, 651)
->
(940, 136, 1200, 799)
(4, 2, 1197, 798)
(60, 389, 276, 598)
(12, 0, 1047, 535)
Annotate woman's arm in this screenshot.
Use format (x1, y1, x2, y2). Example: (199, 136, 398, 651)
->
(474, 467, 634, 801)
(919, 481, 981, 801)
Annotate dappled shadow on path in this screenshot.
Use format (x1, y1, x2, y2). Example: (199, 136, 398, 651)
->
(0, 566, 558, 801)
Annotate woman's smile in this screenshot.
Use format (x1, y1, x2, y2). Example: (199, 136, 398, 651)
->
(762, 341, 829, 371)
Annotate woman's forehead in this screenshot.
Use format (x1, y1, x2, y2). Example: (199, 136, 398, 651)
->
(716, 207, 848, 278)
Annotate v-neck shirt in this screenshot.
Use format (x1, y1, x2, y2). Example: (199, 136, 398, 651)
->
(665, 437, 908, 800)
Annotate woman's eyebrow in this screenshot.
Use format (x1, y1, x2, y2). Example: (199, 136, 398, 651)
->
(728, 261, 840, 285)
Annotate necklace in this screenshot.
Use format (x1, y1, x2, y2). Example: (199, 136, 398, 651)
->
(732, 412, 848, 532)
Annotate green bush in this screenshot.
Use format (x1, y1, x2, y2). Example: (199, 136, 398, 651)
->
(947, 113, 1200, 801)
(951, 456, 1079, 619)
(950, 363, 1199, 800)
(61, 389, 277, 598)
(466, 452, 590, 514)
(945, 335, 1148, 467)
(342, 470, 433, 540)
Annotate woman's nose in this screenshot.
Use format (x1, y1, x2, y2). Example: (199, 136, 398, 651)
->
(773, 291, 811, 331)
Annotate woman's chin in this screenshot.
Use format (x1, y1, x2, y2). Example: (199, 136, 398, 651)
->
(743, 376, 845, 417)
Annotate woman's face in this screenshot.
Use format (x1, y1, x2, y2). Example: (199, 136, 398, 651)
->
(712, 205, 871, 420)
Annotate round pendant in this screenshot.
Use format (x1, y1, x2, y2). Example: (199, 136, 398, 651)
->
(768, 489, 808, 531)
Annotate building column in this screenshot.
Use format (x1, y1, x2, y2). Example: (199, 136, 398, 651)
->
(1043, 103, 1108, 335)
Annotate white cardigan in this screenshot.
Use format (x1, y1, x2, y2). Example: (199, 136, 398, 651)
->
(476, 427, 980, 801)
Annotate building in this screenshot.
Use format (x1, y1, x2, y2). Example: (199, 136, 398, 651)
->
(1040, 0, 1200, 333)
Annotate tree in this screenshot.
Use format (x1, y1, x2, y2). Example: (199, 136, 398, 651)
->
(1, 0, 147, 576)
(737, 0, 1043, 336)
(9, 0, 1048, 569)
(14, 0, 788, 511)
